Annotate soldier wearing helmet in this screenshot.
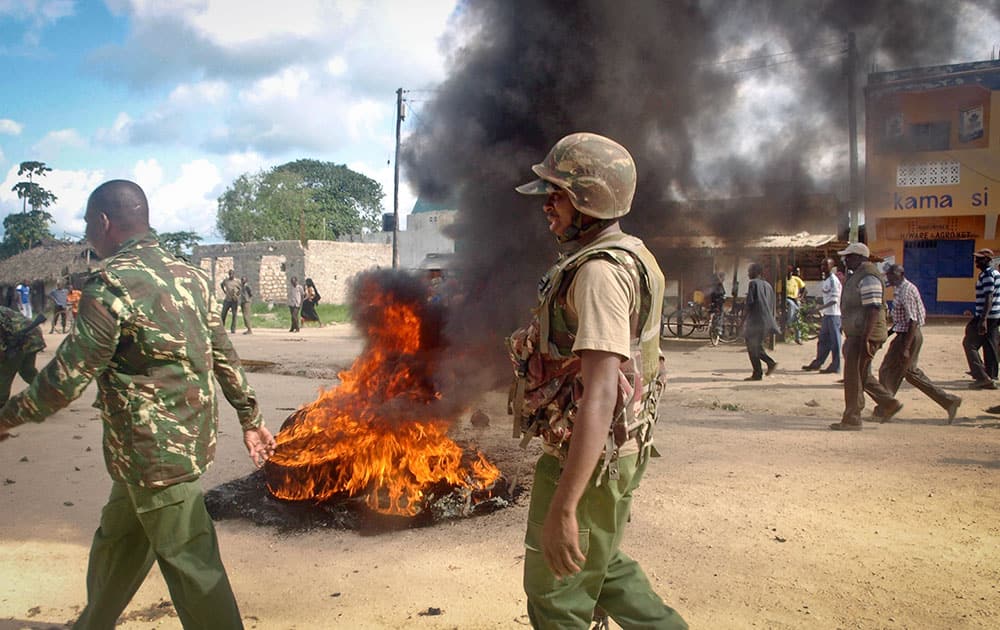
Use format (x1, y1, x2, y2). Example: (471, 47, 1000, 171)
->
(508, 133, 687, 629)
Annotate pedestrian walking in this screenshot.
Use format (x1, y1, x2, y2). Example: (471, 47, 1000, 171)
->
(0, 179, 276, 629)
(802, 258, 842, 374)
(287, 276, 304, 332)
(743, 262, 780, 380)
(301, 278, 321, 326)
(220, 269, 241, 334)
(783, 266, 806, 344)
(830, 242, 900, 431)
(962, 248, 1000, 389)
(509, 132, 687, 629)
(240, 276, 253, 334)
(878, 264, 962, 423)
(48, 281, 69, 333)
(66, 285, 82, 328)
(14, 279, 31, 318)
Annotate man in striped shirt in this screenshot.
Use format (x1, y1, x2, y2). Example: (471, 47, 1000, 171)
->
(831, 243, 900, 431)
(878, 265, 962, 423)
(962, 248, 1000, 389)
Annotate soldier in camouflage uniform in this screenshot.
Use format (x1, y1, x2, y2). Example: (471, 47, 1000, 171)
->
(0, 305, 45, 406)
(509, 133, 687, 629)
(0, 180, 276, 630)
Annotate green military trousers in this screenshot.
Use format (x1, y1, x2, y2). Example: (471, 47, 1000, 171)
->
(73, 480, 243, 630)
(523, 452, 687, 629)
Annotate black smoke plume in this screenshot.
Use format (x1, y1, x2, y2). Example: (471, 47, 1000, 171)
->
(403, 0, 997, 383)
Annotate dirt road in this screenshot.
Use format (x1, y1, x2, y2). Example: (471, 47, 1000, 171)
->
(1, 323, 998, 629)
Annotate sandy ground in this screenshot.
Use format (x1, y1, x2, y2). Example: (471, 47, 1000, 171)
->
(2, 322, 999, 629)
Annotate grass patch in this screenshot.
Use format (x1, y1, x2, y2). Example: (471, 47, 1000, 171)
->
(711, 400, 743, 412)
(223, 303, 352, 330)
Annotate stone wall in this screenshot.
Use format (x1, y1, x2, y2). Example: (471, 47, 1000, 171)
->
(303, 241, 391, 303)
(259, 254, 288, 304)
(192, 240, 391, 305)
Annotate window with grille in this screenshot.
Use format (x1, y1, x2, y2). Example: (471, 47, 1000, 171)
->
(897, 160, 960, 187)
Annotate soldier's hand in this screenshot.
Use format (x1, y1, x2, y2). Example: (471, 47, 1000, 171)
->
(541, 507, 586, 579)
(243, 426, 277, 468)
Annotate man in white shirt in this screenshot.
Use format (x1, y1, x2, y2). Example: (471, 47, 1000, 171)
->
(802, 258, 842, 374)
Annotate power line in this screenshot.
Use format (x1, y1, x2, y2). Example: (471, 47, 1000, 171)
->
(704, 39, 845, 68)
(728, 51, 846, 74)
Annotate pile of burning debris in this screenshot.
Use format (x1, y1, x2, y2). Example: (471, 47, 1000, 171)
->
(206, 270, 514, 531)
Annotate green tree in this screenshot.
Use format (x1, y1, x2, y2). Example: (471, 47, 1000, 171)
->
(216, 170, 322, 243)
(11, 161, 57, 213)
(157, 230, 203, 258)
(2, 209, 54, 254)
(273, 159, 383, 237)
(3, 161, 56, 257)
(215, 173, 262, 242)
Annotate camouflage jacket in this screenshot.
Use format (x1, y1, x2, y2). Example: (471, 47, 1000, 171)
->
(0, 305, 45, 356)
(0, 233, 263, 487)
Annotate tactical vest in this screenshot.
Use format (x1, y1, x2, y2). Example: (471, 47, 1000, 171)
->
(841, 261, 888, 341)
(507, 231, 665, 482)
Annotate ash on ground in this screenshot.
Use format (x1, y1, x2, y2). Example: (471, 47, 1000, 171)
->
(205, 469, 519, 533)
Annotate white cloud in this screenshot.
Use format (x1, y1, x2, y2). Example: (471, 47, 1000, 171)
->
(0, 163, 105, 238)
(31, 128, 88, 160)
(349, 159, 418, 230)
(239, 66, 310, 104)
(133, 158, 164, 190)
(142, 159, 223, 235)
(94, 112, 133, 145)
(95, 81, 230, 148)
(88, 1, 456, 159)
(0, 119, 23, 135)
(0, 158, 226, 240)
(221, 150, 267, 180)
(120, 0, 334, 46)
(168, 80, 229, 106)
(326, 56, 348, 77)
(0, 0, 75, 47)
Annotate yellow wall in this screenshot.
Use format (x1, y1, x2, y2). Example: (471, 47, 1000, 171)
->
(866, 70, 1000, 290)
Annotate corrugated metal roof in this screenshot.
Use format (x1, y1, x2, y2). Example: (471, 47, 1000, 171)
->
(746, 232, 837, 249)
(650, 232, 838, 250)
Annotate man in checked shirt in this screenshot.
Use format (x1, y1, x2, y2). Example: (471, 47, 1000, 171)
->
(878, 264, 963, 424)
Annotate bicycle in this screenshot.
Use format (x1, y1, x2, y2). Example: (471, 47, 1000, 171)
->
(783, 297, 822, 343)
(662, 302, 741, 345)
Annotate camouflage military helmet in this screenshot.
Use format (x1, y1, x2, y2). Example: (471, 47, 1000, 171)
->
(516, 132, 636, 219)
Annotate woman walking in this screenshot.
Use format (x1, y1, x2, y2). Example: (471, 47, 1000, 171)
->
(301, 278, 322, 326)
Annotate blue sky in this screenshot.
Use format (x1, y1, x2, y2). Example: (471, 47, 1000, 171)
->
(0, 0, 458, 241)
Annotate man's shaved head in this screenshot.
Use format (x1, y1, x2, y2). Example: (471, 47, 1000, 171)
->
(87, 180, 150, 233)
(85, 179, 151, 258)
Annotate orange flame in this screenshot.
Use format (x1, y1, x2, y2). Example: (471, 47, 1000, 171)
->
(266, 281, 500, 516)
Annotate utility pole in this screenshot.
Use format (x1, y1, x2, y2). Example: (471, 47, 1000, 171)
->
(847, 31, 860, 243)
(393, 87, 404, 269)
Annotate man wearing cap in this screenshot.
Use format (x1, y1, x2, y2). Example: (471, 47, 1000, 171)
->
(831, 242, 900, 431)
(962, 248, 1000, 389)
(507, 132, 687, 629)
(878, 264, 962, 423)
